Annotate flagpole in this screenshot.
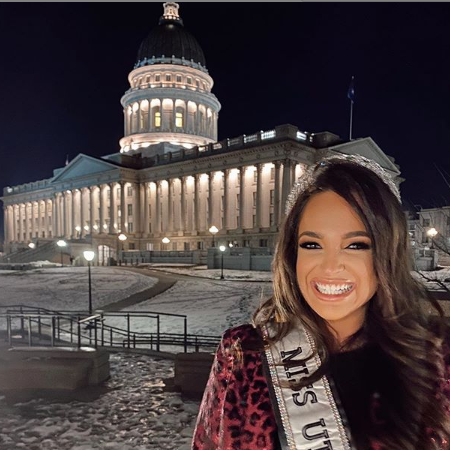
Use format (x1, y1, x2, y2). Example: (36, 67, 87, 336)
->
(349, 99, 353, 141)
(347, 75, 355, 141)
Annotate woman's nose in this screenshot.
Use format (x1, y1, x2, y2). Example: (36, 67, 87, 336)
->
(320, 251, 345, 274)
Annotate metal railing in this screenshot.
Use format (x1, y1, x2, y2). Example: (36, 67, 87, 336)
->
(0, 305, 220, 353)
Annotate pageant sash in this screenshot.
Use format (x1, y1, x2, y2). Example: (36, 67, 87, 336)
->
(261, 321, 354, 450)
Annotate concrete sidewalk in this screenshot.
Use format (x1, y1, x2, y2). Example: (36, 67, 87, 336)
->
(101, 268, 177, 311)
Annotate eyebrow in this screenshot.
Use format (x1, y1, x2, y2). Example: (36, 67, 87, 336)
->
(298, 231, 370, 239)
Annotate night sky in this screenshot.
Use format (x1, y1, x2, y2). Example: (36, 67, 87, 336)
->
(1, 3, 450, 239)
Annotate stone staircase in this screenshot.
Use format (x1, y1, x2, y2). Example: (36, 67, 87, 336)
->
(0, 241, 63, 264)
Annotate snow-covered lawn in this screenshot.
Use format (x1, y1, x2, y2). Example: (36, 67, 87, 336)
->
(139, 263, 273, 281)
(107, 278, 273, 338)
(0, 267, 157, 312)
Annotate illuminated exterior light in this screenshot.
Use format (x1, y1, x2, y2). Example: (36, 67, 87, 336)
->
(83, 250, 95, 262)
(75, 226, 81, 232)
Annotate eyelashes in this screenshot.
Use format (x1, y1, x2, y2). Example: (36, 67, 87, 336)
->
(298, 241, 372, 250)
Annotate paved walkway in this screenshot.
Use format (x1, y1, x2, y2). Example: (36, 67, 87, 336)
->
(101, 268, 179, 311)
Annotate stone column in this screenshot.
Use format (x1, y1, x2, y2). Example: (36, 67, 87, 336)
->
(168, 179, 173, 232)
(155, 181, 161, 234)
(98, 185, 104, 234)
(143, 182, 149, 235)
(62, 194, 66, 238)
(120, 182, 125, 233)
(208, 172, 214, 228)
(194, 174, 200, 231)
(255, 163, 263, 229)
(52, 195, 57, 237)
(274, 161, 281, 226)
(71, 191, 76, 239)
(30, 202, 35, 239)
(172, 100, 176, 131)
(109, 183, 115, 235)
(80, 189, 85, 238)
(281, 160, 292, 220)
(37, 201, 42, 238)
(239, 167, 245, 229)
(89, 187, 94, 235)
(291, 161, 297, 185)
(3, 207, 8, 244)
(180, 177, 186, 232)
(17, 204, 22, 242)
(44, 200, 48, 237)
(24, 203, 29, 241)
(134, 182, 141, 235)
(12, 205, 17, 242)
(223, 170, 229, 230)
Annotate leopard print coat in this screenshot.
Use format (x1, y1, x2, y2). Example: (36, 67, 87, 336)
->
(191, 324, 450, 450)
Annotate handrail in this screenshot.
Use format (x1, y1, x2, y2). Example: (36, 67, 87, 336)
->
(1, 307, 217, 353)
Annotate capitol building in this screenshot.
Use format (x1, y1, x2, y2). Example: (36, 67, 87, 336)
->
(1, 3, 402, 264)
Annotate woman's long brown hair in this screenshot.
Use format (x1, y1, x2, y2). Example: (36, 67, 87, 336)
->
(253, 158, 450, 450)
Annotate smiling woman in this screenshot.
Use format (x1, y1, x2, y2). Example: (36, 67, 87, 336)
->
(192, 154, 450, 450)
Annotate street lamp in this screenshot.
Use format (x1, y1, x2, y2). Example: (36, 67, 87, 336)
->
(427, 227, 438, 249)
(219, 245, 226, 280)
(56, 240, 67, 267)
(162, 236, 170, 250)
(28, 242, 36, 249)
(83, 250, 95, 315)
(118, 233, 127, 265)
(209, 225, 219, 247)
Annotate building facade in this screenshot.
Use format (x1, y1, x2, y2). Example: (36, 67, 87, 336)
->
(1, 3, 403, 263)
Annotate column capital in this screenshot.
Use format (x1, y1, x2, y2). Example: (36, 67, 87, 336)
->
(274, 160, 282, 168)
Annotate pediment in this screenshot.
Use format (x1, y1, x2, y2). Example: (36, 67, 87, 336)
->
(327, 138, 401, 177)
(51, 154, 120, 183)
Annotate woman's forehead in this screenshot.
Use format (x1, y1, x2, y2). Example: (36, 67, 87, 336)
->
(297, 191, 367, 233)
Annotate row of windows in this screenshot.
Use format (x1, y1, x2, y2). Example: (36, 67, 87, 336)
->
(132, 73, 209, 91)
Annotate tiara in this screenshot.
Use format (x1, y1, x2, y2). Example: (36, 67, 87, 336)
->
(285, 153, 401, 215)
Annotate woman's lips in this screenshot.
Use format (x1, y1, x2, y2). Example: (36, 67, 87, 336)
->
(310, 281, 355, 302)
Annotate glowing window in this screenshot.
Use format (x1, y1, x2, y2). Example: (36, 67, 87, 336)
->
(187, 77, 192, 84)
(176, 112, 183, 128)
(155, 111, 161, 127)
(176, 75, 182, 83)
(155, 74, 161, 82)
(195, 79, 200, 88)
(165, 74, 171, 82)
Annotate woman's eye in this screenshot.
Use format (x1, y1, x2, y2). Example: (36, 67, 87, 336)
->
(347, 242, 371, 250)
(299, 242, 320, 249)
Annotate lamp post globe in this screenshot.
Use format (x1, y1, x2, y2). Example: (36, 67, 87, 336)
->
(56, 239, 67, 267)
(209, 225, 219, 247)
(28, 242, 36, 249)
(427, 227, 438, 249)
(83, 250, 95, 315)
(117, 233, 127, 265)
(219, 245, 226, 280)
(162, 237, 170, 250)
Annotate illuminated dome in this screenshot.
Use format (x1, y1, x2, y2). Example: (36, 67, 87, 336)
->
(119, 2, 221, 154)
(135, 2, 207, 71)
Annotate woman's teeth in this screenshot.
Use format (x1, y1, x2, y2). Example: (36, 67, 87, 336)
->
(315, 283, 353, 295)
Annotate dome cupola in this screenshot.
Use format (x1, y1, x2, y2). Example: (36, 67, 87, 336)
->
(136, 2, 207, 71)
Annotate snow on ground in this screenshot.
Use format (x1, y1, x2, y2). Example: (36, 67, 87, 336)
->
(104, 278, 273, 339)
(0, 265, 449, 449)
(0, 353, 199, 450)
(139, 263, 273, 282)
(0, 267, 157, 312)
